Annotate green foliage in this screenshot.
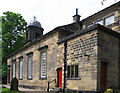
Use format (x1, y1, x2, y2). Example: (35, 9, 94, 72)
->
(2, 11, 27, 61)
(0, 17, 2, 79)
(2, 63, 7, 77)
(1, 11, 27, 80)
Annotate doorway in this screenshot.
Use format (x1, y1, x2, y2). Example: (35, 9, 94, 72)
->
(100, 62, 107, 88)
(57, 68, 62, 88)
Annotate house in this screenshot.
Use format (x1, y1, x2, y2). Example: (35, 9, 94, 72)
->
(7, 1, 120, 92)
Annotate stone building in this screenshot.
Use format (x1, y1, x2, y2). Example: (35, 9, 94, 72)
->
(7, 1, 120, 92)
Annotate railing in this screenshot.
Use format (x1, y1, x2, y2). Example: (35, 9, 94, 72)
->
(47, 79, 56, 92)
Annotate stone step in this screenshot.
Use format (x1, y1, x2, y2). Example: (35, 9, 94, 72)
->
(51, 87, 63, 92)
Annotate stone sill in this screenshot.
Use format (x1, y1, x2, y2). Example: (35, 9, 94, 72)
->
(66, 77, 81, 80)
(39, 77, 47, 80)
(27, 78, 33, 80)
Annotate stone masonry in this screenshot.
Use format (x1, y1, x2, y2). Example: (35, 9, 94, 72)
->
(98, 30, 119, 90)
(65, 30, 98, 90)
(7, 1, 120, 92)
(7, 30, 59, 91)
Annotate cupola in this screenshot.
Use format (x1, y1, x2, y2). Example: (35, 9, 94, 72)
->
(28, 17, 42, 28)
(25, 16, 44, 43)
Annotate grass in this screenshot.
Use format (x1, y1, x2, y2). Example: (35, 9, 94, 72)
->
(0, 87, 25, 93)
(1, 88, 9, 91)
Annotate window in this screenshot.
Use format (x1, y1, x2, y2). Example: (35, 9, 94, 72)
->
(75, 65, 78, 77)
(26, 32, 28, 41)
(71, 66, 74, 78)
(105, 15, 114, 26)
(19, 58, 23, 79)
(67, 65, 78, 78)
(35, 33, 40, 39)
(40, 51, 46, 79)
(27, 55, 33, 79)
(67, 66, 70, 78)
(87, 24, 93, 28)
(95, 20, 103, 25)
(12, 61, 16, 78)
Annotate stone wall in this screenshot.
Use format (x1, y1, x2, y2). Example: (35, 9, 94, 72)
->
(7, 30, 59, 91)
(6, 2, 120, 91)
(65, 30, 98, 91)
(97, 30, 119, 90)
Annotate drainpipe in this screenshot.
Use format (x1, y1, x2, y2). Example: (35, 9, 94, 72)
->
(63, 41, 67, 92)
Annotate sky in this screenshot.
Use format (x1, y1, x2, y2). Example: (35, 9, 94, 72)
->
(0, 0, 120, 34)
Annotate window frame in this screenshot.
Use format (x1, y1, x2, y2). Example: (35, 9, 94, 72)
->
(75, 65, 78, 78)
(95, 19, 104, 25)
(67, 66, 70, 78)
(19, 58, 23, 80)
(67, 64, 80, 80)
(71, 65, 74, 78)
(86, 14, 115, 27)
(39, 50, 47, 79)
(27, 53, 33, 80)
(105, 15, 114, 26)
(12, 60, 16, 79)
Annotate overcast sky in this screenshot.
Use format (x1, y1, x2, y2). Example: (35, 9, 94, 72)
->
(0, 0, 120, 34)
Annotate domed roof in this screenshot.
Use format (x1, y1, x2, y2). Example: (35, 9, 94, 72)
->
(28, 17, 42, 28)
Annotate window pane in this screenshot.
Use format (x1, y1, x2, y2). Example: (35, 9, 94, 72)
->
(41, 51, 46, 78)
(19, 60, 23, 79)
(75, 65, 78, 77)
(13, 62, 15, 78)
(28, 56, 32, 79)
(71, 66, 74, 78)
(105, 15, 114, 26)
(95, 20, 103, 25)
(67, 66, 70, 78)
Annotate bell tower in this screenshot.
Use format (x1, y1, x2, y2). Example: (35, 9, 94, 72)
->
(25, 17, 44, 43)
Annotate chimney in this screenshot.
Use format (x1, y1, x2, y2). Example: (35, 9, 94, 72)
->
(73, 8, 81, 23)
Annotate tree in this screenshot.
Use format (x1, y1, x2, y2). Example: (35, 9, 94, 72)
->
(2, 11, 27, 61)
(1, 11, 27, 83)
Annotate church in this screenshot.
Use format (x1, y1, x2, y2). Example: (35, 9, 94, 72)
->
(7, 1, 120, 92)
